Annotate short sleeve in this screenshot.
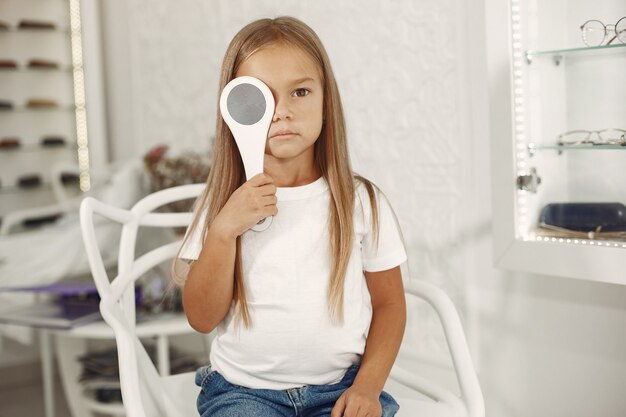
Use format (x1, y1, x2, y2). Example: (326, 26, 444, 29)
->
(178, 209, 207, 261)
(360, 188, 408, 272)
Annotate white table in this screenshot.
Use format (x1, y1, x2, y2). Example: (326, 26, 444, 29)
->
(39, 313, 206, 417)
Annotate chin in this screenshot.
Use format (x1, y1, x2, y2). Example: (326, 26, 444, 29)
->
(267, 145, 297, 157)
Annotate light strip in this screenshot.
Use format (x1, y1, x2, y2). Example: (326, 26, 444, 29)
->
(510, 0, 528, 237)
(535, 235, 626, 248)
(69, 0, 90, 191)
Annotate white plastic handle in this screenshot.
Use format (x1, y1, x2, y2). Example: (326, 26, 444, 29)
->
(220, 76, 275, 232)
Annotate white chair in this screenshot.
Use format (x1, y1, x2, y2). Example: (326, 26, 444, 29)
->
(80, 184, 484, 417)
(80, 184, 205, 417)
(385, 282, 485, 417)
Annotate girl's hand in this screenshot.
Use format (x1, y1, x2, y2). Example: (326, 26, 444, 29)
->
(330, 385, 382, 417)
(212, 173, 277, 239)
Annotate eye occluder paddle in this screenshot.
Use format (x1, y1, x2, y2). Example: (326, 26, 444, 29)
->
(220, 76, 275, 232)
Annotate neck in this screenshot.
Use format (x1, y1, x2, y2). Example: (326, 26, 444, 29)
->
(264, 158, 320, 187)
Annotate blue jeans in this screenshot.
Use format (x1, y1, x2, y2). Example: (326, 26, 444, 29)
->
(195, 361, 400, 417)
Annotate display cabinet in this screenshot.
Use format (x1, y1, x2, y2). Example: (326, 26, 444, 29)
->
(0, 0, 106, 228)
(487, 0, 626, 284)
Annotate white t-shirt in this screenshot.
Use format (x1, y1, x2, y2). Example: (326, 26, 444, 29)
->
(179, 176, 407, 390)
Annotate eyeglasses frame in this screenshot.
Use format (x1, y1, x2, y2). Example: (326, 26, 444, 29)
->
(580, 16, 626, 47)
(557, 128, 626, 146)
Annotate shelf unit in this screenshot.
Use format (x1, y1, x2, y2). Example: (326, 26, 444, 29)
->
(0, 0, 107, 227)
(487, 0, 626, 285)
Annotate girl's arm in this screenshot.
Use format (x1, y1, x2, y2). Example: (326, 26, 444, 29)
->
(182, 222, 237, 333)
(331, 265, 406, 417)
(182, 173, 277, 334)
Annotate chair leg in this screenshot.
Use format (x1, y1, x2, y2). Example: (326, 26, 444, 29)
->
(39, 329, 55, 417)
(156, 334, 170, 376)
(54, 334, 96, 417)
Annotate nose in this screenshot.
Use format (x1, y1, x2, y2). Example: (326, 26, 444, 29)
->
(272, 96, 292, 122)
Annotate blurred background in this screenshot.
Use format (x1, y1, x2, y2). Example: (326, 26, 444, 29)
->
(1, 1, 625, 416)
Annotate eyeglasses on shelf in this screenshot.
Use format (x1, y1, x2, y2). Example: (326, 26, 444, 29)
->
(557, 129, 626, 146)
(580, 16, 626, 47)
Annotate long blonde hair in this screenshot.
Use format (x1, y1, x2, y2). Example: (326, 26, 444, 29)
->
(174, 16, 385, 328)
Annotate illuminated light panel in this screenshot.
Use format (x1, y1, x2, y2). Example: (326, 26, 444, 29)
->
(511, 0, 530, 240)
(69, 0, 90, 191)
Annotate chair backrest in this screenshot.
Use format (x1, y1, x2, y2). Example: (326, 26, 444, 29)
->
(387, 281, 485, 417)
(80, 184, 205, 417)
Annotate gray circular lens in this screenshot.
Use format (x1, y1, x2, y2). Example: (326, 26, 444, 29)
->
(581, 20, 606, 46)
(227, 83, 266, 125)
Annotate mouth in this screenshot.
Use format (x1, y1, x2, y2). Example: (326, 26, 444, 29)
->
(269, 130, 297, 140)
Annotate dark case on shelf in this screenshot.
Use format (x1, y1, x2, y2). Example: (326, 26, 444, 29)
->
(539, 202, 626, 232)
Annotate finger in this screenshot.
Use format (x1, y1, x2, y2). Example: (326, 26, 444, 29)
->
(330, 395, 346, 417)
(360, 408, 374, 417)
(250, 173, 273, 186)
(348, 403, 362, 417)
(258, 184, 277, 196)
(260, 195, 277, 207)
(267, 205, 278, 216)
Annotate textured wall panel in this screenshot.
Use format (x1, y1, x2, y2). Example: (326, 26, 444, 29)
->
(123, 0, 472, 362)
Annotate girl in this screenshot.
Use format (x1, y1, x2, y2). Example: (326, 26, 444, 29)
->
(176, 16, 407, 417)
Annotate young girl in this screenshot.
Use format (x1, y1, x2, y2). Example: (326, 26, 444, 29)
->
(176, 16, 407, 417)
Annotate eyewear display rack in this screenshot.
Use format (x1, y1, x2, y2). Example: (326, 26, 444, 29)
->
(488, 0, 626, 285)
(0, 0, 106, 229)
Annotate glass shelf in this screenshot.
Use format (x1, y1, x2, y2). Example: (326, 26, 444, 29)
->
(0, 180, 79, 194)
(0, 65, 73, 72)
(0, 144, 76, 153)
(0, 26, 70, 34)
(1, 184, 59, 194)
(0, 105, 76, 112)
(525, 43, 626, 64)
(528, 143, 626, 155)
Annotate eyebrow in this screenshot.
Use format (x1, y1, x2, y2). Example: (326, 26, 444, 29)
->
(290, 77, 315, 85)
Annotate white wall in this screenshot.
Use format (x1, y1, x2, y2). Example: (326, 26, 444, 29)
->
(38, 0, 626, 416)
(101, 0, 475, 303)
